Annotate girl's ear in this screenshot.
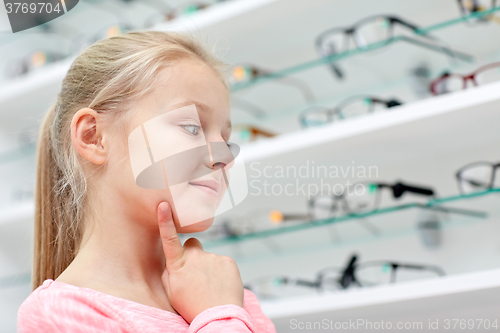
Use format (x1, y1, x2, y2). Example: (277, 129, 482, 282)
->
(71, 108, 108, 165)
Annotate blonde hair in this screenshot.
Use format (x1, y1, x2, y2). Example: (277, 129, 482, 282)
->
(33, 30, 229, 291)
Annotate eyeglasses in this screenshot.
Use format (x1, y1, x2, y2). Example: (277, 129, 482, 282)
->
(318, 254, 445, 289)
(229, 64, 316, 104)
(456, 161, 500, 194)
(430, 62, 500, 95)
(457, 0, 499, 24)
(299, 95, 403, 128)
(245, 254, 445, 300)
(315, 15, 473, 79)
(308, 180, 435, 221)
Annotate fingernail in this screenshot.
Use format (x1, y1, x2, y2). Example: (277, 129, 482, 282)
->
(159, 202, 169, 213)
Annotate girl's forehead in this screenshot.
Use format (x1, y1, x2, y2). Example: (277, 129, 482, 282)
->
(127, 60, 231, 128)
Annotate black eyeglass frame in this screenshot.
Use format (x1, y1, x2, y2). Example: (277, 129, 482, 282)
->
(299, 95, 403, 128)
(315, 15, 421, 79)
(244, 255, 445, 298)
(316, 258, 445, 290)
(315, 14, 473, 79)
(307, 180, 435, 220)
(455, 161, 500, 194)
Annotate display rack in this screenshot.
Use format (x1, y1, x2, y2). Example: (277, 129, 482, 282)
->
(230, 7, 500, 92)
(201, 188, 497, 250)
(0, 7, 499, 137)
(262, 267, 500, 324)
(2, 2, 500, 331)
(1, 188, 497, 289)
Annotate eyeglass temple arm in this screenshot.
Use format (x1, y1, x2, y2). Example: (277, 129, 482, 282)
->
(369, 98, 403, 108)
(395, 263, 446, 276)
(415, 202, 487, 218)
(386, 99, 403, 107)
(389, 16, 421, 32)
(252, 66, 317, 103)
(233, 123, 276, 139)
(396, 182, 435, 197)
(330, 64, 345, 79)
(390, 16, 453, 41)
(462, 178, 489, 187)
(231, 97, 267, 119)
(361, 261, 445, 283)
(398, 35, 474, 62)
(294, 279, 321, 288)
(314, 36, 345, 80)
(271, 76, 317, 103)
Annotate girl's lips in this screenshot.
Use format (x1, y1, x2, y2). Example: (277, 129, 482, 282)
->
(189, 182, 219, 199)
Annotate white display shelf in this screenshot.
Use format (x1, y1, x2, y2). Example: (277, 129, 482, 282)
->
(239, 80, 500, 166)
(262, 267, 500, 320)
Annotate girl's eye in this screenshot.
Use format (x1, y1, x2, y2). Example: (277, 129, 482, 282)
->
(181, 124, 201, 136)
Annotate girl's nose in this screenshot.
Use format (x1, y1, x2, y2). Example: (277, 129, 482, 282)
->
(208, 141, 234, 171)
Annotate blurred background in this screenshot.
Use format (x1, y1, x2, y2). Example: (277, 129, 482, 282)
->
(1, 0, 500, 332)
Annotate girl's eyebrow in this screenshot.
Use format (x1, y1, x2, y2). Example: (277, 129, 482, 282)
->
(172, 100, 231, 131)
(171, 100, 212, 113)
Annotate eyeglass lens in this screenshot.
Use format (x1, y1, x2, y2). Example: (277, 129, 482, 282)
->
(249, 276, 320, 299)
(355, 263, 441, 286)
(344, 182, 381, 214)
(458, 162, 496, 193)
(300, 107, 332, 127)
(337, 97, 385, 119)
(353, 17, 393, 49)
(474, 64, 500, 85)
(309, 195, 339, 220)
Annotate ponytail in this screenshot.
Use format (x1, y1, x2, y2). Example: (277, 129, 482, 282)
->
(32, 102, 83, 291)
(33, 102, 57, 291)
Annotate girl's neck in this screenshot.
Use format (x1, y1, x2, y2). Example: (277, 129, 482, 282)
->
(56, 195, 176, 314)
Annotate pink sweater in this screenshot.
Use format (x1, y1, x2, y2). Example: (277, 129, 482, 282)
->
(17, 279, 276, 333)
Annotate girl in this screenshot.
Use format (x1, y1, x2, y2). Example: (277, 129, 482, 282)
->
(17, 30, 276, 332)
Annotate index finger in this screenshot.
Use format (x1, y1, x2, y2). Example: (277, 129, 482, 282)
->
(157, 202, 184, 268)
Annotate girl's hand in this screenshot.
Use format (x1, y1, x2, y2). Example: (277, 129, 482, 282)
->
(157, 201, 244, 324)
